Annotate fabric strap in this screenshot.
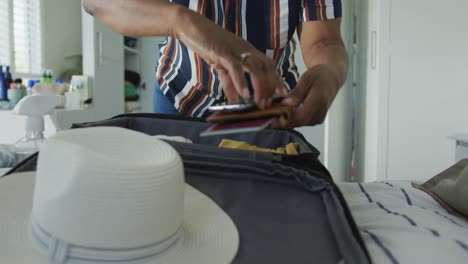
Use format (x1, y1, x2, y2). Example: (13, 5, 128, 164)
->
(31, 221, 183, 264)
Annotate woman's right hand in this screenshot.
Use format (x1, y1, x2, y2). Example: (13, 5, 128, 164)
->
(83, 0, 286, 108)
(172, 6, 288, 108)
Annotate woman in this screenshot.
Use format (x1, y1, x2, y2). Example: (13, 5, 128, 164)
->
(83, 0, 348, 127)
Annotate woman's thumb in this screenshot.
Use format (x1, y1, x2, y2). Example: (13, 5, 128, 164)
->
(282, 80, 309, 106)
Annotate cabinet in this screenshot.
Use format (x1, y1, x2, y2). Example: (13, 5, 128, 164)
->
(87, 11, 125, 119)
(80, 9, 125, 123)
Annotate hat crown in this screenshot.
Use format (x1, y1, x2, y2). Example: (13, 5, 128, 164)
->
(31, 127, 185, 249)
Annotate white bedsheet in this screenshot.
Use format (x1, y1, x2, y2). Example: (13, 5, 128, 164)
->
(337, 181, 468, 264)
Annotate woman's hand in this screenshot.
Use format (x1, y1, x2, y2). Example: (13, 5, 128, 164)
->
(173, 7, 288, 108)
(282, 64, 340, 127)
(283, 18, 348, 127)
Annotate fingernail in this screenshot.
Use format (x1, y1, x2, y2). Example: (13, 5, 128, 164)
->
(263, 99, 269, 109)
(282, 97, 296, 106)
(279, 87, 287, 97)
(258, 99, 265, 109)
(242, 88, 250, 99)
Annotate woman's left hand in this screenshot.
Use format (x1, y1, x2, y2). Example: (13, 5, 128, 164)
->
(282, 64, 341, 127)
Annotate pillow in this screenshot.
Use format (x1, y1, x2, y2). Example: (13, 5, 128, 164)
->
(413, 159, 468, 220)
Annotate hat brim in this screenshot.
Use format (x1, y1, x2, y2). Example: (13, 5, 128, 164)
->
(0, 172, 239, 264)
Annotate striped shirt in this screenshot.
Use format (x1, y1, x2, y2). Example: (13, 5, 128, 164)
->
(156, 0, 342, 117)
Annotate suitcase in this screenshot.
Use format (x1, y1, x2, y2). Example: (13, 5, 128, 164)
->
(5, 113, 371, 264)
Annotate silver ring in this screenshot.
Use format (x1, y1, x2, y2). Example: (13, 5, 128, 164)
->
(239, 52, 251, 65)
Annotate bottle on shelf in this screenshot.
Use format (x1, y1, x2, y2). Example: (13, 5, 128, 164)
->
(4, 66, 13, 89)
(27, 80, 35, 96)
(47, 70, 53, 83)
(0, 65, 7, 101)
(40, 69, 48, 83)
(7, 82, 24, 107)
(65, 81, 81, 110)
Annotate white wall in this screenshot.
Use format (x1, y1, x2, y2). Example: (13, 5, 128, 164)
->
(386, 0, 468, 181)
(357, 0, 468, 182)
(42, 0, 82, 78)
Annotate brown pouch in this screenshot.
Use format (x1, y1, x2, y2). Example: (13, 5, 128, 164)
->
(206, 103, 293, 129)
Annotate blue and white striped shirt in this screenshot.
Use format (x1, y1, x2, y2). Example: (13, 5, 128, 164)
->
(156, 0, 342, 117)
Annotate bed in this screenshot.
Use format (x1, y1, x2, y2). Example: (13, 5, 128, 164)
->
(337, 181, 468, 264)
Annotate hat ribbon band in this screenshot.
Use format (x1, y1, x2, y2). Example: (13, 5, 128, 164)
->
(31, 220, 184, 264)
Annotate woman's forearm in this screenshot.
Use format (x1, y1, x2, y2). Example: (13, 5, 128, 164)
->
(303, 43, 349, 89)
(299, 19, 349, 90)
(82, 0, 186, 37)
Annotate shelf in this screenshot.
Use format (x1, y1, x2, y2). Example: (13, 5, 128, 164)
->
(124, 46, 140, 56)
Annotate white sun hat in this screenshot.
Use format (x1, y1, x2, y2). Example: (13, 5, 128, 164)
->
(0, 127, 239, 264)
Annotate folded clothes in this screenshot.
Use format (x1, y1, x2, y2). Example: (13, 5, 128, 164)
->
(218, 139, 299, 155)
(124, 82, 138, 98)
(32, 83, 68, 96)
(124, 70, 141, 87)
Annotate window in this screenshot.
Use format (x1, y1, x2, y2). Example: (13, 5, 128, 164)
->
(0, 0, 42, 75)
(0, 0, 10, 66)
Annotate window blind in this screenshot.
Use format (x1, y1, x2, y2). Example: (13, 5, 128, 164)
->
(13, 0, 42, 74)
(0, 0, 11, 66)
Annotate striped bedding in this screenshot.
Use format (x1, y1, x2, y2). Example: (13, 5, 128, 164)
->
(337, 181, 468, 264)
